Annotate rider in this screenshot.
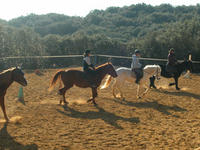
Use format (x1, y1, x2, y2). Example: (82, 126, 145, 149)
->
(83, 50, 97, 87)
(166, 48, 178, 75)
(131, 49, 143, 84)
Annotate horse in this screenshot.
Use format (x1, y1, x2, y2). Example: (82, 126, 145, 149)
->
(100, 65, 161, 99)
(48, 62, 118, 105)
(0, 67, 27, 122)
(156, 60, 193, 90)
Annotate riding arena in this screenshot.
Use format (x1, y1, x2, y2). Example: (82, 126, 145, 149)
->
(0, 55, 200, 150)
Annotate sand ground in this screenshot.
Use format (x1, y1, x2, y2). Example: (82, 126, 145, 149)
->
(0, 68, 200, 150)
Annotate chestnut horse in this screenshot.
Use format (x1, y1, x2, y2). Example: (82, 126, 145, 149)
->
(0, 67, 27, 122)
(49, 62, 117, 105)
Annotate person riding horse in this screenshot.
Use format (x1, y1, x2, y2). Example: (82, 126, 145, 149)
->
(83, 50, 97, 87)
(166, 48, 178, 76)
(131, 49, 144, 84)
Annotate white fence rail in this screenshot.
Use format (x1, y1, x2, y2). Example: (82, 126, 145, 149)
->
(97, 54, 200, 63)
(0, 54, 200, 63)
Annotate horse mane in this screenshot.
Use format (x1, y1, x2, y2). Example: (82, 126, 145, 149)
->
(0, 67, 16, 74)
(95, 62, 110, 69)
(144, 64, 160, 70)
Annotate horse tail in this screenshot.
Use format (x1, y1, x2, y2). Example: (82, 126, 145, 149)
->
(48, 70, 64, 92)
(100, 75, 112, 89)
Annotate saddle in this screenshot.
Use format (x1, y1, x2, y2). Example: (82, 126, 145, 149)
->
(83, 71, 97, 87)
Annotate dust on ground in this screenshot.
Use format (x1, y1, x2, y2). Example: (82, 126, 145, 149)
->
(0, 68, 200, 150)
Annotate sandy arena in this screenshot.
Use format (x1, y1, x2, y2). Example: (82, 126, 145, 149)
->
(0, 67, 200, 150)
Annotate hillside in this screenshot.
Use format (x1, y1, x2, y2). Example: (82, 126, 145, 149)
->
(0, 3, 199, 70)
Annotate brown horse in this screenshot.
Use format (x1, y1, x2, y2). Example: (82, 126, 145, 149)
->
(0, 67, 27, 122)
(49, 62, 118, 105)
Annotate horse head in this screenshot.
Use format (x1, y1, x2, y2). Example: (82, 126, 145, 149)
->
(144, 65, 161, 80)
(106, 63, 118, 78)
(155, 65, 161, 80)
(183, 60, 193, 73)
(12, 67, 27, 86)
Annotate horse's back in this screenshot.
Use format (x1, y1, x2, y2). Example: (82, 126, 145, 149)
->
(116, 67, 131, 74)
(65, 69, 83, 74)
(115, 67, 134, 80)
(62, 69, 84, 80)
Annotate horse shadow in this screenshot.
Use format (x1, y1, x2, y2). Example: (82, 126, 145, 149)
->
(156, 90, 200, 100)
(57, 105, 140, 129)
(112, 98, 187, 118)
(0, 122, 38, 150)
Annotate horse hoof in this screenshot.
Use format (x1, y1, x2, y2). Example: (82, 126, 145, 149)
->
(153, 86, 157, 89)
(87, 99, 92, 103)
(64, 102, 69, 105)
(176, 87, 180, 90)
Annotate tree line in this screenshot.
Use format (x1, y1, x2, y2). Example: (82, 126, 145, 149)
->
(0, 3, 200, 69)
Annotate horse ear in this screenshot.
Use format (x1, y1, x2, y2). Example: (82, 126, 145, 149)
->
(108, 57, 112, 64)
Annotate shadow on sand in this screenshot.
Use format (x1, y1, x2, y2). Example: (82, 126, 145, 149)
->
(0, 122, 38, 150)
(156, 89, 200, 100)
(57, 105, 140, 129)
(111, 98, 187, 118)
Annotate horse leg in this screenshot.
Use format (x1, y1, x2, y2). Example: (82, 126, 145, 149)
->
(149, 76, 156, 89)
(118, 87, 124, 100)
(112, 81, 117, 98)
(169, 83, 176, 86)
(136, 84, 141, 99)
(87, 88, 98, 105)
(141, 86, 149, 97)
(0, 96, 9, 122)
(174, 77, 180, 90)
(59, 84, 73, 105)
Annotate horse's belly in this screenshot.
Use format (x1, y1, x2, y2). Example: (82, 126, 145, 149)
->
(74, 81, 90, 88)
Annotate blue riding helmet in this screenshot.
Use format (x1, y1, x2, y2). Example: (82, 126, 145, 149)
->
(85, 50, 91, 54)
(135, 49, 140, 54)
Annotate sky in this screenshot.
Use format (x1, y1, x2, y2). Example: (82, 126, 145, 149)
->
(0, 0, 199, 21)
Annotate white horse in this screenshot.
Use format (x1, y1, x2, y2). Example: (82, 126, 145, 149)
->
(100, 65, 161, 99)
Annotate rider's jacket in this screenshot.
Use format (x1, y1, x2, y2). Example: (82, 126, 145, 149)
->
(83, 56, 95, 72)
(131, 54, 142, 69)
(167, 53, 177, 66)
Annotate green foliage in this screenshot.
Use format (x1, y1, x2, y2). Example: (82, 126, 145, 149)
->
(0, 3, 199, 69)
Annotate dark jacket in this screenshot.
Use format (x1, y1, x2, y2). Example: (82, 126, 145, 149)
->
(83, 56, 95, 72)
(167, 53, 177, 66)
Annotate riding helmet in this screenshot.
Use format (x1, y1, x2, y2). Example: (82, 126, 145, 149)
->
(135, 49, 140, 54)
(169, 48, 175, 53)
(84, 49, 90, 54)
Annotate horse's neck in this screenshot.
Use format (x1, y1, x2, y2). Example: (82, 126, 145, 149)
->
(144, 68, 156, 76)
(0, 71, 13, 89)
(177, 62, 186, 73)
(96, 67, 108, 82)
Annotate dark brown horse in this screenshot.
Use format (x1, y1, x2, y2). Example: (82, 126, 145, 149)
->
(0, 67, 27, 122)
(49, 62, 118, 105)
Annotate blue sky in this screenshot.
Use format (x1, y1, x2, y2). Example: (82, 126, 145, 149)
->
(0, 0, 199, 21)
